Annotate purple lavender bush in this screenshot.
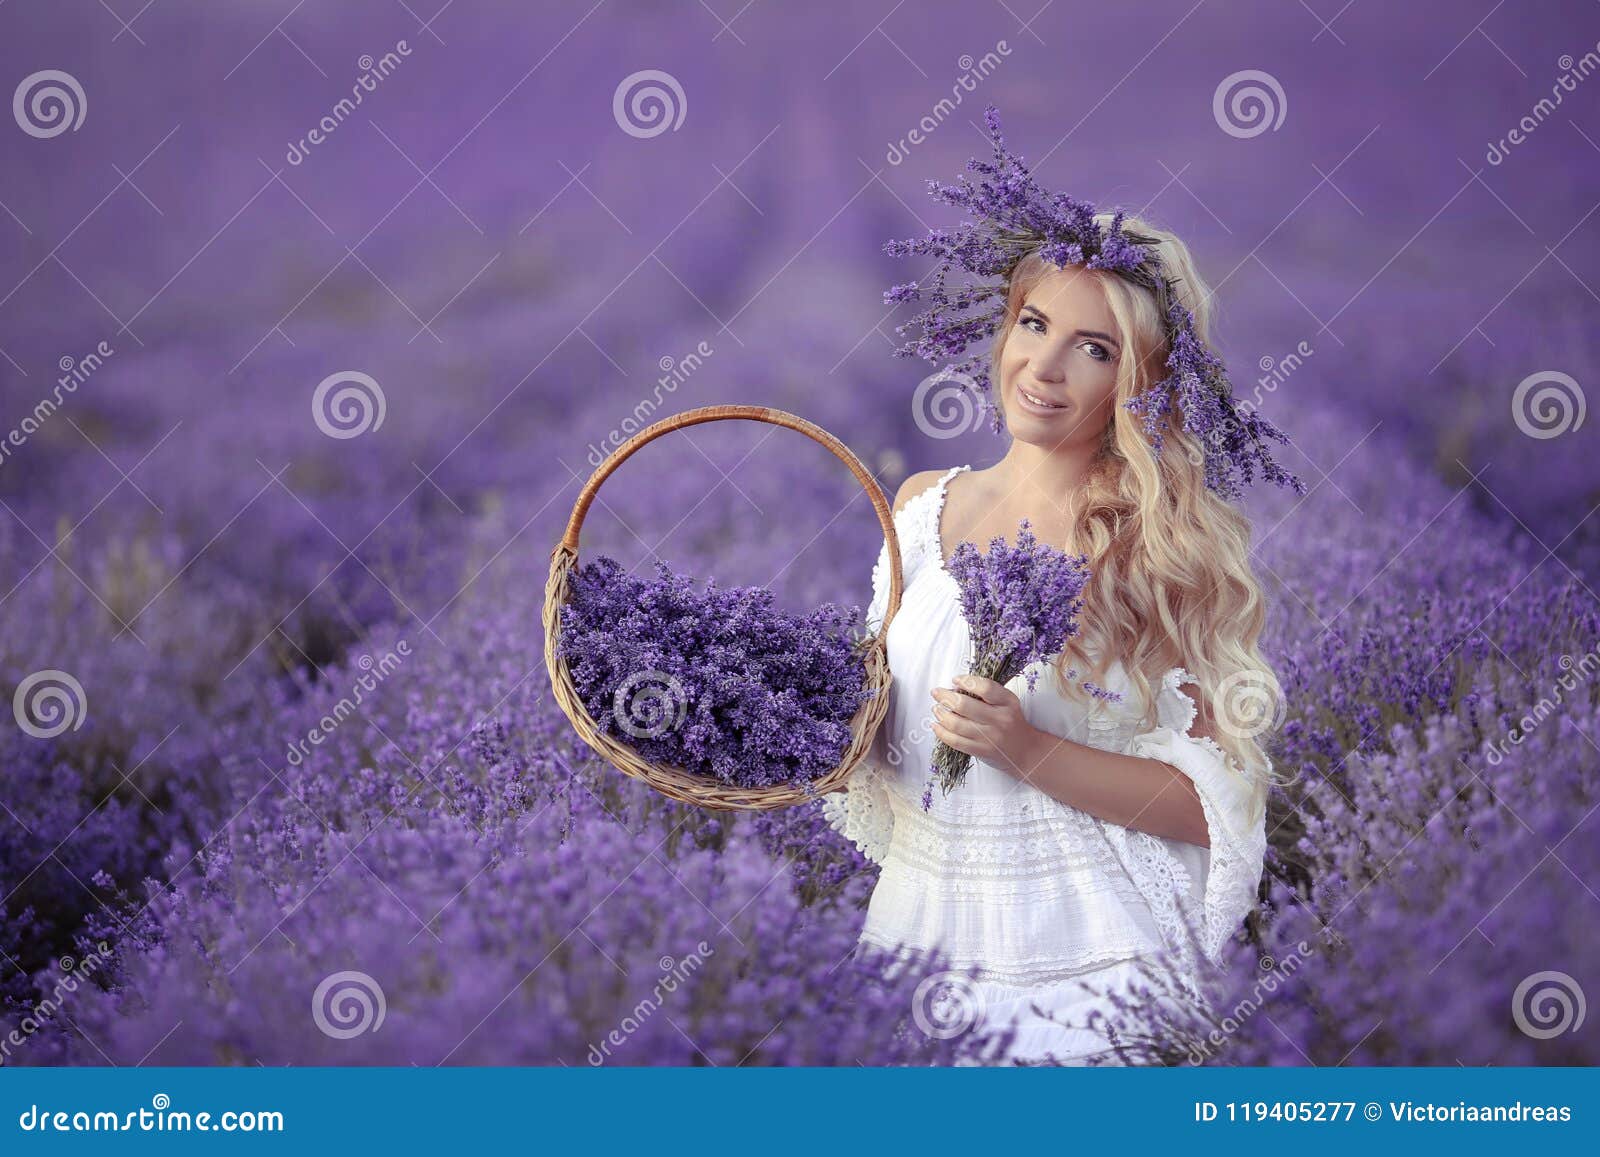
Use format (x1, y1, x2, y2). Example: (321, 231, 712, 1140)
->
(557, 555, 874, 790)
(32, 604, 1014, 1067)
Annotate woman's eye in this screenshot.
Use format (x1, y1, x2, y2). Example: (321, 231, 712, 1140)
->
(1083, 342, 1111, 362)
(1020, 315, 1046, 334)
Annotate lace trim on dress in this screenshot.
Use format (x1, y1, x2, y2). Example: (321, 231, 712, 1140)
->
(926, 462, 971, 571)
(820, 757, 895, 867)
(824, 465, 971, 866)
(1119, 665, 1269, 970)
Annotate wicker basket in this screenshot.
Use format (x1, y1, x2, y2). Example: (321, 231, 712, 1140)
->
(543, 404, 905, 811)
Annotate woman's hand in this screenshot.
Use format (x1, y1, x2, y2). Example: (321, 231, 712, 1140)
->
(929, 674, 1048, 779)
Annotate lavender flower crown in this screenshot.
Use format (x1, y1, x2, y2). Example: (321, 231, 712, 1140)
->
(884, 105, 1306, 502)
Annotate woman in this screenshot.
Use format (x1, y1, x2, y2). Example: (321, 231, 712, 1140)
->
(823, 108, 1301, 1065)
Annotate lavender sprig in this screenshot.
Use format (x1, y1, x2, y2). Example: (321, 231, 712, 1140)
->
(930, 520, 1120, 798)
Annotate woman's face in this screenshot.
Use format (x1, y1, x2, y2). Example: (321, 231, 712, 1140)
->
(997, 266, 1122, 450)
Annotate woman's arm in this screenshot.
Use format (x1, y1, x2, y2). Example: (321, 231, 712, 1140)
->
(929, 673, 1211, 848)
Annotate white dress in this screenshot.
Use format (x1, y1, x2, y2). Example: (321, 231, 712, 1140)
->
(822, 464, 1269, 1065)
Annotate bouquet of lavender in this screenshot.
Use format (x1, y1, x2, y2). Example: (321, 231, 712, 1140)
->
(557, 555, 875, 791)
(932, 520, 1113, 797)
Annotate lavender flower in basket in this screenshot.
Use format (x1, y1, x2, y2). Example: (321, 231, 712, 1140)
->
(557, 555, 875, 791)
(931, 519, 1112, 798)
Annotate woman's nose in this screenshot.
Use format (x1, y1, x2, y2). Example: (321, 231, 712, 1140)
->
(1032, 350, 1068, 383)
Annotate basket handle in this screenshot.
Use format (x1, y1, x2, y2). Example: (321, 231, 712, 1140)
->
(554, 403, 904, 633)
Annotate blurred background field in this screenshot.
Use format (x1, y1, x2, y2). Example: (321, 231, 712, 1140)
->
(0, 0, 1596, 1064)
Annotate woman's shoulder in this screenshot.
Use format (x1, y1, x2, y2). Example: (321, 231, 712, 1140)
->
(891, 469, 946, 516)
(890, 465, 970, 516)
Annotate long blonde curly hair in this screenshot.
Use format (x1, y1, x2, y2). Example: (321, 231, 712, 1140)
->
(989, 213, 1291, 817)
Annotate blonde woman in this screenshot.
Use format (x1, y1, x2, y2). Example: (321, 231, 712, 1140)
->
(823, 108, 1302, 1065)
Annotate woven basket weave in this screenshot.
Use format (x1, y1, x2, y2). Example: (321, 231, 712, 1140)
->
(543, 404, 904, 811)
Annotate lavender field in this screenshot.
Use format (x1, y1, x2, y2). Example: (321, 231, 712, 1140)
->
(1, 0, 1597, 1066)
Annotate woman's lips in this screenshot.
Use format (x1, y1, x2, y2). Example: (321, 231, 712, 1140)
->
(1017, 386, 1069, 415)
